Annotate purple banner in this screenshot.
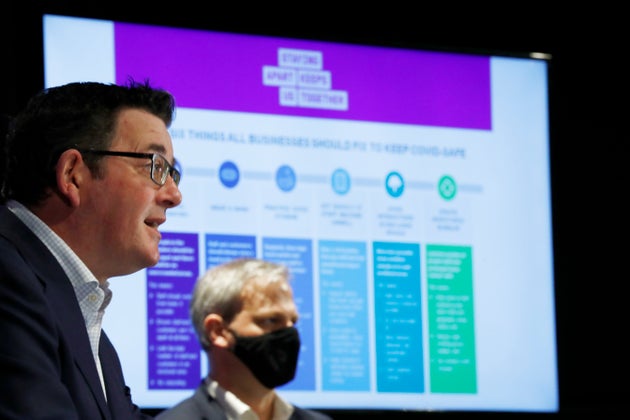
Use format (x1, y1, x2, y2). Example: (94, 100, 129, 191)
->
(115, 23, 491, 130)
(146, 232, 200, 390)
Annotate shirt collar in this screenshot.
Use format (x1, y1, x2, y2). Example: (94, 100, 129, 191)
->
(205, 377, 294, 420)
(6, 199, 111, 302)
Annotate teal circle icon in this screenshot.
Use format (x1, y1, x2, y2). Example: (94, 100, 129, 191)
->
(385, 171, 404, 198)
(438, 175, 457, 200)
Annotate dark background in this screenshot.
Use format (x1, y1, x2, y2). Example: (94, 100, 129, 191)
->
(3, 1, 625, 418)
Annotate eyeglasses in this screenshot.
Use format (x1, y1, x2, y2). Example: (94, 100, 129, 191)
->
(78, 149, 181, 186)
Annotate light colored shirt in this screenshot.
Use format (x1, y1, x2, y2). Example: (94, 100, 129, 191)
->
(7, 200, 111, 398)
(205, 377, 294, 420)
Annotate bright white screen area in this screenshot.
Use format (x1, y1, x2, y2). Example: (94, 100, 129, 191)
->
(43, 14, 557, 413)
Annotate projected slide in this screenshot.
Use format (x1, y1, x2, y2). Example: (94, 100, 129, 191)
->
(44, 15, 558, 413)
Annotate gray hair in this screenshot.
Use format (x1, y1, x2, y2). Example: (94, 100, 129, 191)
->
(190, 257, 290, 350)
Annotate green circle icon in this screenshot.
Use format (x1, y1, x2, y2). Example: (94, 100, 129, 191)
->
(438, 175, 457, 200)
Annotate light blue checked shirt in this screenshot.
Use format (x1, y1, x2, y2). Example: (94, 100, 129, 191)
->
(7, 200, 112, 398)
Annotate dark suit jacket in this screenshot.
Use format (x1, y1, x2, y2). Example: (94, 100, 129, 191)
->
(156, 382, 332, 420)
(0, 205, 151, 419)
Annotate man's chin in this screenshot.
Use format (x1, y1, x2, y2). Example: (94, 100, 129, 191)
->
(135, 249, 161, 270)
(146, 252, 160, 267)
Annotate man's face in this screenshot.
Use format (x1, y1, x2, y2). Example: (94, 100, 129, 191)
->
(229, 277, 299, 338)
(82, 108, 182, 279)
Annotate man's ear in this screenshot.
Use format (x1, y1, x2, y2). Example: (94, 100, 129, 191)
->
(55, 149, 87, 207)
(204, 314, 230, 348)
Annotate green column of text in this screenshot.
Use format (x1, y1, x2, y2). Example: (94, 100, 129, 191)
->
(427, 244, 477, 393)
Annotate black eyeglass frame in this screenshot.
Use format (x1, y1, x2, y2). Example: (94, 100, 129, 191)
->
(77, 149, 181, 186)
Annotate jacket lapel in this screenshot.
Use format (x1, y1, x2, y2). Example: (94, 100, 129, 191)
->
(0, 207, 110, 418)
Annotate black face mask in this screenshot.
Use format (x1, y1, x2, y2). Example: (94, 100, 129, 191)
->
(230, 326, 301, 389)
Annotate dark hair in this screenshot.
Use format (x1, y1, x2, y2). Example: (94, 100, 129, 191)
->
(0, 79, 176, 206)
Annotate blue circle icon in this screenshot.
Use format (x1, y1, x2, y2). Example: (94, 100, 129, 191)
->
(219, 161, 239, 188)
(276, 165, 296, 192)
(385, 171, 404, 198)
(331, 168, 351, 195)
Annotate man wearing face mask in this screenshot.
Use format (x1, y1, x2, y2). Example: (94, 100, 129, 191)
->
(157, 258, 332, 420)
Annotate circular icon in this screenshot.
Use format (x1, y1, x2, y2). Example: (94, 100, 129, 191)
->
(438, 174, 457, 200)
(331, 168, 351, 195)
(385, 171, 404, 198)
(276, 165, 296, 192)
(219, 161, 239, 188)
